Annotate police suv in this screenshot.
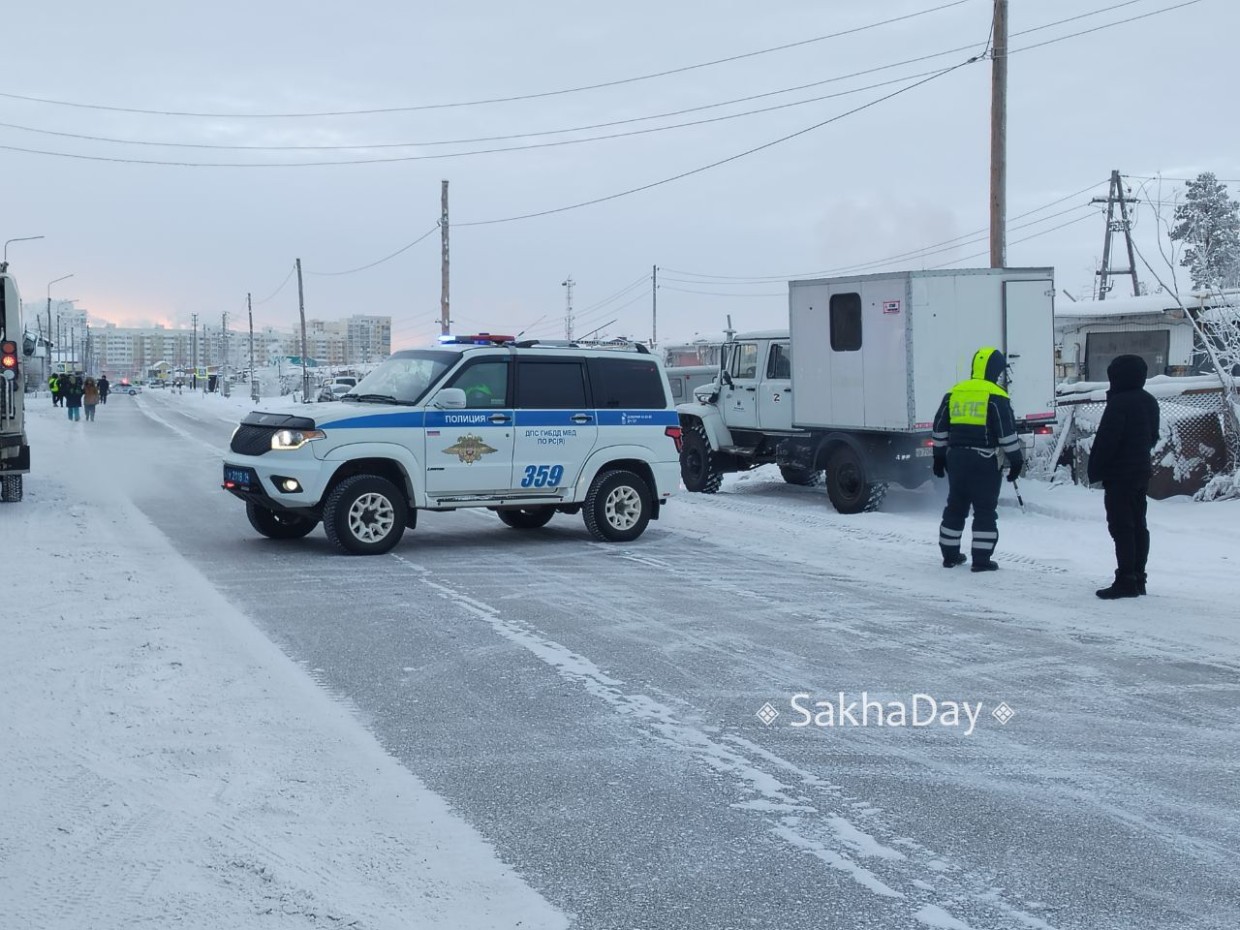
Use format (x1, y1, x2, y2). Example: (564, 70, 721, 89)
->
(222, 335, 683, 554)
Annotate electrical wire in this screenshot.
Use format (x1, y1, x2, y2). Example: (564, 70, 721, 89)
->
(661, 180, 1109, 282)
(306, 225, 439, 276)
(927, 211, 1101, 269)
(660, 285, 786, 298)
(253, 263, 296, 305)
(455, 63, 974, 227)
(0, 1, 973, 119)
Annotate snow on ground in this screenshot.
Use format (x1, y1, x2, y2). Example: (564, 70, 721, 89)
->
(1, 403, 567, 930)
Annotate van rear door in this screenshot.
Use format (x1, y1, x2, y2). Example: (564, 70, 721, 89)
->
(1002, 279, 1057, 425)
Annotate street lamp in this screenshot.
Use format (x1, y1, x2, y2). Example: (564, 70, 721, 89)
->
(47, 274, 74, 376)
(1, 235, 45, 272)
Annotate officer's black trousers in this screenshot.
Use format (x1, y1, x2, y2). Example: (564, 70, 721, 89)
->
(939, 447, 1002, 562)
(1103, 481, 1149, 580)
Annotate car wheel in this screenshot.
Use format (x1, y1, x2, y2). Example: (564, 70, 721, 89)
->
(497, 506, 555, 529)
(583, 469, 652, 542)
(245, 502, 318, 539)
(825, 446, 887, 514)
(323, 474, 408, 555)
(0, 475, 23, 503)
(680, 422, 722, 493)
(780, 465, 824, 487)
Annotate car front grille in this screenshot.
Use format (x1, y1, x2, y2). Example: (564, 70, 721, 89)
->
(230, 425, 277, 456)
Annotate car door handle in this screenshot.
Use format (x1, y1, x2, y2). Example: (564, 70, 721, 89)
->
(571, 413, 593, 424)
(489, 413, 511, 424)
(745, 386, 756, 392)
(783, 388, 792, 393)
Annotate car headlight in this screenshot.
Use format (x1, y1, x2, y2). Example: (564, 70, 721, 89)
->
(271, 428, 326, 450)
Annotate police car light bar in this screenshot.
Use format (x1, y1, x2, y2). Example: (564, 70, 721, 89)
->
(439, 333, 515, 345)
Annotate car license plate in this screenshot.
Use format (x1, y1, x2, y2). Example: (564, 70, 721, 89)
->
(224, 465, 253, 489)
(915, 446, 933, 457)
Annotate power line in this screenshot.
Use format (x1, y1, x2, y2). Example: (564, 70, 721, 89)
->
(927, 211, 1099, 269)
(0, 2, 1191, 169)
(455, 63, 975, 227)
(661, 285, 786, 298)
(0, 1, 973, 119)
(0, 68, 951, 153)
(662, 180, 1109, 282)
(253, 263, 296, 305)
(306, 226, 439, 276)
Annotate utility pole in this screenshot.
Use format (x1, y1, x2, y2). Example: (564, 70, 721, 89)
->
(989, 0, 1008, 268)
(296, 257, 310, 401)
(221, 310, 230, 395)
(562, 276, 575, 341)
(191, 312, 198, 386)
(651, 265, 658, 347)
(1092, 170, 1142, 300)
(440, 180, 451, 336)
(248, 292, 258, 401)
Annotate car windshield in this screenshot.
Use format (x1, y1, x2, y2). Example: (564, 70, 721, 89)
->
(344, 350, 456, 405)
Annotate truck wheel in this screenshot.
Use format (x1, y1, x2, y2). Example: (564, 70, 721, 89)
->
(680, 423, 722, 493)
(245, 502, 318, 540)
(323, 474, 408, 555)
(779, 466, 824, 487)
(497, 506, 555, 529)
(583, 469, 653, 542)
(825, 447, 886, 514)
(0, 475, 22, 502)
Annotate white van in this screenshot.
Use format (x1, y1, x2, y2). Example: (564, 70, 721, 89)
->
(222, 336, 683, 554)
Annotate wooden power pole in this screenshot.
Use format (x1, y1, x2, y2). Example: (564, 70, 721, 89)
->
(651, 265, 658, 348)
(248, 292, 258, 401)
(296, 258, 310, 401)
(989, 0, 1008, 268)
(440, 180, 450, 336)
(1092, 170, 1142, 300)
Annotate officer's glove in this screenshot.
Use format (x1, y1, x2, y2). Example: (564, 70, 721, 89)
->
(932, 456, 947, 479)
(1006, 459, 1023, 483)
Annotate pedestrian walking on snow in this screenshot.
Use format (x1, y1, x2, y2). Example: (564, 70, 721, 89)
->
(1087, 354, 1160, 599)
(98, 375, 110, 404)
(931, 346, 1025, 572)
(83, 377, 101, 422)
(63, 375, 84, 422)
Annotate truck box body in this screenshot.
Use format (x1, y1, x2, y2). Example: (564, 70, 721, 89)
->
(789, 268, 1056, 432)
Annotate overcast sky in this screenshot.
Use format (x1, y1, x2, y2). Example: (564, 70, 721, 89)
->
(3, 0, 1234, 348)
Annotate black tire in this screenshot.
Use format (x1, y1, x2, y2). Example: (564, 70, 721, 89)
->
(583, 469, 653, 542)
(497, 506, 555, 529)
(779, 465, 824, 487)
(245, 501, 318, 539)
(322, 474, 408, 555)
(825, 446, 887, 515)
(0, 475, 22, 503)
(680, 422, 723, 494)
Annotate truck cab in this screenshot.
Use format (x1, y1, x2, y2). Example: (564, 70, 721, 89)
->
(0, 271, 31, 501)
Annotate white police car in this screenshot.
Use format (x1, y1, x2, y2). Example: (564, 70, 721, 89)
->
(222, 335, 683, 554)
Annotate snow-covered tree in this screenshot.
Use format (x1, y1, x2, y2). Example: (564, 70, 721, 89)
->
(1169, 173, 1240, 289)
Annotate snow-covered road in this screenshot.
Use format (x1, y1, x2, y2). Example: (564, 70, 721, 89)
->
(4, 390, 1238, 930)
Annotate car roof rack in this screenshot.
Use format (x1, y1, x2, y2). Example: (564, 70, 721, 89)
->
(508, 339, 651, 355)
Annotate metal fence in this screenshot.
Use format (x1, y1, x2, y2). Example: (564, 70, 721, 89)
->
(1053, 383, 1239, 499)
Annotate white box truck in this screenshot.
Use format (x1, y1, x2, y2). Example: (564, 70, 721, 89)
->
(676, 268, 1057, 512)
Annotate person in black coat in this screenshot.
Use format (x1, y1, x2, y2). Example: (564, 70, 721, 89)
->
(98, 375, 110, 404)
(1087, 354, 1161, 599)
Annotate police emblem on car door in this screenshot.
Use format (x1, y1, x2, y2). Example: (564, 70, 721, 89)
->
(443, 435, 497, 464)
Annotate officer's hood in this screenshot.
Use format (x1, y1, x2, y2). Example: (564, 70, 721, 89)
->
(1107, 354, 1148, 391)
(970, 347, 1008, 385)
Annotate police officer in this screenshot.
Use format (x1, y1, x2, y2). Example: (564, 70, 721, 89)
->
(931, 347, 1024, 572)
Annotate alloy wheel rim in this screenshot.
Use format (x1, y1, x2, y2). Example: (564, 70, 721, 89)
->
(347, 492, 395, 542)
(604, 486, 642, 530)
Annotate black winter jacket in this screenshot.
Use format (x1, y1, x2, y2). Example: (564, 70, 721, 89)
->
(1086, 354, 1160, 486)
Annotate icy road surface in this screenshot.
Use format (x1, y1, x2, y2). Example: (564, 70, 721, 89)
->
(7, 390, 1239, 930)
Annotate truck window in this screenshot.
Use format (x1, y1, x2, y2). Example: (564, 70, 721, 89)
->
(586, 357, 665, 408)
(515, 359, 588, 409)
(445, 360, 510, 408)
(830, 293, 863, 351)
(767, 343, 791, 379)
(731, 343, 759, 379)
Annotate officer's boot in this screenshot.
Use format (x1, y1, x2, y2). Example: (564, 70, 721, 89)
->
(1096, 572, 1140, 599)
(970, 550, 999, 572)
(941, 546, 967, 568)
(1137, 572, 1147, 596)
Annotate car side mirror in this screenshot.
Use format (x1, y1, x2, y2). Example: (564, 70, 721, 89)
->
(433, 387, 467, 409)
(721, 370, 734, 388)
